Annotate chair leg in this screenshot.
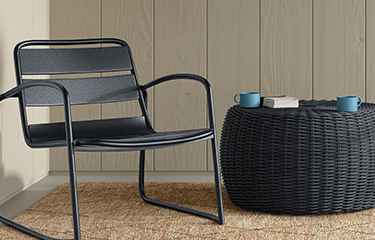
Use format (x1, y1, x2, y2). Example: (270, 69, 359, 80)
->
(211, 135, 225, 225)
(67, 146, 81, 240)
(138, 148, 225, 225)
(0, 146, 81, 240)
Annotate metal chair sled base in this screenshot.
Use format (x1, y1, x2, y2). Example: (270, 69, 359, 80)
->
(139, 148, 225, 225)
(0, 148, 224, 240)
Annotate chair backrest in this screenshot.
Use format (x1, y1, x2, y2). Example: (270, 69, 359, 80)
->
(14, 39, 142, 107)
(13, 39, 151, 143)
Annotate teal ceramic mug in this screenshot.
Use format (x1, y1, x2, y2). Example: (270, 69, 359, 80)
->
(337, 96, 362, 112)
(234, 92, 260, 108)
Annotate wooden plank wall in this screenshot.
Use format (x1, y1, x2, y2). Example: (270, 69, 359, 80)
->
(0, 0, 50, 204)
(50, 0, 370, 172)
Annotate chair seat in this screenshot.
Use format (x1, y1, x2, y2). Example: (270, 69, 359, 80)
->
(28, 116, 213, 151)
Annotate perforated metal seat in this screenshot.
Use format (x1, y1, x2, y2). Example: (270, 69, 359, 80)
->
(29, 117, 213, 150)
(0, 38, 224, 240)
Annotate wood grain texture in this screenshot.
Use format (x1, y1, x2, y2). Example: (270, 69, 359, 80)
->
(367, 0, 375, 102)
(154, 0, 207, 171)
(18, 0, 35, 186)
(50, 0, 101, 171)
(208, 0, 259, 170)
(0, 0, 49, 202)
(102, 0, 154, 171)
(31, 0, 50, 180)
(0, 0, 3, 202)
(1, 0, 24, 201)
(50, 0, 101, 40)
(46, 0, 370, 174)
(261, 0, 312, 99)
(314, 0, 365, 100)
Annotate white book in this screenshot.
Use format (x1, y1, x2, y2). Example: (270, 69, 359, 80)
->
(263, 96, 299, 108)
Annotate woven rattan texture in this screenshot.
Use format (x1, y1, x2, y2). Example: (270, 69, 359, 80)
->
(220, 100, 375, 215)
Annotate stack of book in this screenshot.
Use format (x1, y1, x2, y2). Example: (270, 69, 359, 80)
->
(262, 96, 299, 108)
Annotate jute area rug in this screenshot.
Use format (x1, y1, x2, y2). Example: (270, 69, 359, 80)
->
(1, 182, 375, 239)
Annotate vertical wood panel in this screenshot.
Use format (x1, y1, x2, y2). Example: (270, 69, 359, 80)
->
(101, 0, 154, 171)
(208, 0, 259, 170)
(0, 0, 3, 201)
(49, 0, 101, 171)
(45, 0, 371, 175)
(50, 0, 101, 40)
(18, 0, 34, 186)
(31, 0, 50, 180)
(367, 0, 375, 102)
(261, 0, 312, 99)
(1, 0, 24, 201)
(314, 0, 365, 100)
(154, 0, 207, 171)
(0, 0, 49, 202)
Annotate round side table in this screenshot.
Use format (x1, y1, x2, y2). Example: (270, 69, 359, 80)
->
(220, 100, 375, 215)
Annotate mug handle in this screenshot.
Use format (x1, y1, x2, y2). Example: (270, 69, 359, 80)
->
(234, 93, 240, 103)
(358, 96, 362, 107)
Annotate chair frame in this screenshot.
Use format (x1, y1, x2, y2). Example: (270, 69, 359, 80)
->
(0, 38, 224, 240)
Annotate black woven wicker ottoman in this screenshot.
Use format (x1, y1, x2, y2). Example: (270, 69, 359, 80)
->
(220, 100, 375, 215)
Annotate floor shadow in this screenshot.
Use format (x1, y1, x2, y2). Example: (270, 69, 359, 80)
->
(0, 131, 25, 220)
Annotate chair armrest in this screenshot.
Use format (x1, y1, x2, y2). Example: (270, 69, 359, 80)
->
(0, 81, 75, 146)
(142, 73, 211, 90)
(141, 73, 217, 130)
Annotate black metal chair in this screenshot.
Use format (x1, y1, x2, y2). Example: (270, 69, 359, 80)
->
(0, 38, 224, 240)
